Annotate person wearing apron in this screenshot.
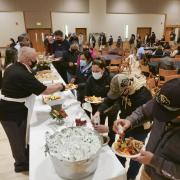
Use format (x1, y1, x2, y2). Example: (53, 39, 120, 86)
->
(0, 47, 65, 173)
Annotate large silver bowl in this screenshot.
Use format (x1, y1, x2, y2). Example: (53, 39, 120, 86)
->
(45, 127, 102, 179)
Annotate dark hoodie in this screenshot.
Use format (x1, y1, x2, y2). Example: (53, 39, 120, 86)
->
(85, 69, 112, 114)
(85, 70, 111, 98)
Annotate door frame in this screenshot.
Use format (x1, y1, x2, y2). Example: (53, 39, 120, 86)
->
(27, 28, 52, 33)
(75, 28, 87, 41)
(27, 28, 52, 53)
(137, 27, 152, 35)
(165, 25, 180, 42)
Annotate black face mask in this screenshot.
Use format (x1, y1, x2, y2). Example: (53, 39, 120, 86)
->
(56, 40, 63, 44)
(30, 60, 37, 69)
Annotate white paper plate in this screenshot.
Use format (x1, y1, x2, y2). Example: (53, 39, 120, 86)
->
(111, 143, 141, 158)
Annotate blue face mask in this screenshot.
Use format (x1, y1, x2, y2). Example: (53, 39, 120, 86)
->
(80, 59, 87, 67)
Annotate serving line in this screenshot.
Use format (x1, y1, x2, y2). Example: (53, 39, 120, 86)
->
(30, 64, 126, 180)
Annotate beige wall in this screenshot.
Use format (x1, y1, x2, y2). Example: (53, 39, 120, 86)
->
(107, 0, 180, 25)
(24, 11, 51, 29)
(0, 0, 180, 29)
(0, 0, 89, 28)
(0, 0, 89, 12)
(52, 0, 165, 41)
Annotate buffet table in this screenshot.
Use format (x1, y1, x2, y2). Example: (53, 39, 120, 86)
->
(29, 65, 126, 180)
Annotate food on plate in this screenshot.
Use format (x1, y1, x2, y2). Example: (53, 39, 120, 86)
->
(43, 95, 61, 104)
(85, 96, 103, 103)
(35, 71, 58, 81)
(113, 137, 144, 156)
(75, 118, 87, 126)
(36, 70, 52, 74)
(65, 83, 78, 90)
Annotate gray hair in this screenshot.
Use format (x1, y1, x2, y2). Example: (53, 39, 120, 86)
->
(18, 47, 36, 63)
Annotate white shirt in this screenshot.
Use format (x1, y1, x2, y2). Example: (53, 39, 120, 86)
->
(15, 42, 21, 53)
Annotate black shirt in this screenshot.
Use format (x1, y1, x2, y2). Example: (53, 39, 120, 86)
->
(85, 70, 111, 98)
(2, 62, 47, 98)
(52, 40, 70, 57)
(63, 50, 79, 75)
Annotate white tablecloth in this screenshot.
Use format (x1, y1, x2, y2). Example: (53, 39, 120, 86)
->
(30, 65, 126, 180)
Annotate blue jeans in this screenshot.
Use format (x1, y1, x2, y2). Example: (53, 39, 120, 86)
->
(118, 130, 148, 179)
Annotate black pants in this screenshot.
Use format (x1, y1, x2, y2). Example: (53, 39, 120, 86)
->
(0, 101, 29, 171)
(52, 61, 67, 83)
(118, 130, 148, 179)
(1, 120, 29, 169)
(0, 70, 2, 89)
(116, 86, 152, 179)
(88, 103, 119, 146)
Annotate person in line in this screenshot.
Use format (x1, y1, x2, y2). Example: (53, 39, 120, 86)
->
(63, 43, 80, 82)
(78, 33, 84, 52)
(15, 33, 30, 53)
(44, 34, 49, 55)
(3, 38, 18, 68)
(4, 47, 18, 68)
(85, 60, 118, 144)
(9, 38, 16, 48)
(0, 47, 65, 173)
(71, 50, 93, 102)
(93, 73, 152, 180)
(45, 34, 54, 56)
(52, 30, 70, 83)
(113, 78, 180, 180)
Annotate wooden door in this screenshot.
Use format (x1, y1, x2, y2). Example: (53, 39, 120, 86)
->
(165, 27, 174, 42)
(137, 27, 152, 41)
(75, 28, 87, 42)
(27, 28, 51, 53)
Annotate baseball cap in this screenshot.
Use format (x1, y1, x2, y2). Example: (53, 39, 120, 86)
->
(152, 78, 180, 121)
(107, 74, 130, 99)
